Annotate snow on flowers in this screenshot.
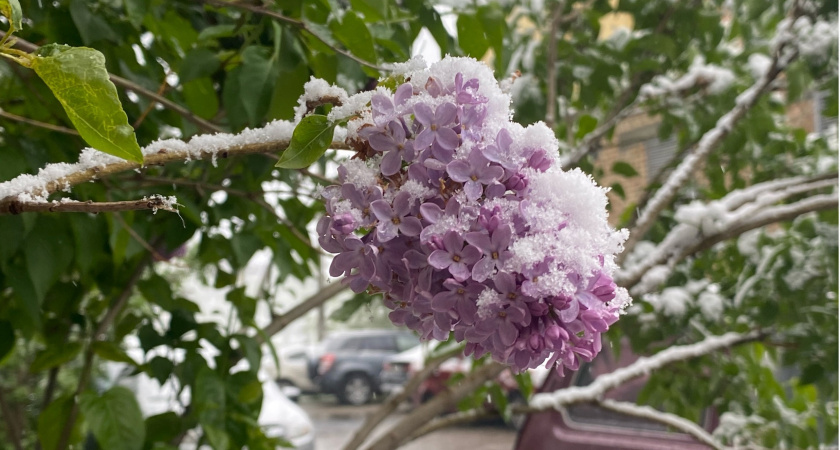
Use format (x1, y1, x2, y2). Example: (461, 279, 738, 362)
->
(316, 57, 630, 374)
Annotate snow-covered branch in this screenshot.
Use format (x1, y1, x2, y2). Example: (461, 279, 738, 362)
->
(0, 120, 349, 213)
(620, 3, 805, 259)
(528, 331, 761, 411)
(0, 195, 178, 215)
(619, 173, 837, 292)
(597, 399, 727, 450)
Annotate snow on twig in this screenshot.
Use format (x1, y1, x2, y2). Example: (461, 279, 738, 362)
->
(529, 331, 761, 410)
(597, 399, 727, 450)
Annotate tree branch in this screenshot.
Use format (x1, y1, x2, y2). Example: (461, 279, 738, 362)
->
(201, 0, 384, 71)
(526, 331, 761, 412)
(405, 408, 496, 444)
(597, 399, 726, 450)
(0, 108, 80, 136)
(258, 281, 348, 342)
(2, 196, 178, 215)
(544, 0, 568, 131)
(619, 5, 802, 259)
(343, 344, 466, 450)
(364, 362, 507, 450)
(3, 32, 225, 133)
(0, 387, 24, 450)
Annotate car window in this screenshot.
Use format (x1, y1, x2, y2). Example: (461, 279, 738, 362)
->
(362, 335, 395, 351)
(396, 334, 418, 352)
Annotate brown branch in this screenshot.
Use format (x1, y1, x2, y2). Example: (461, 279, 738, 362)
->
(132, 75, 171, 129)
(2, 196, 178, 215)
(544, 0, 568, 131)
(3, 32, 225, 133)
(0, 109, 80, 135)
(406, 408, 496, 444)
(200, 0, 384, 71)
(364, 362, 507, 450)
(0, 388, 24, 450)
(258, 281, 348, 342)
(343, 344, 466, 450)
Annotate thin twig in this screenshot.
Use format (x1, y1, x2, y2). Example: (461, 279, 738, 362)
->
(3, 32, 225, 133)
(2, 197, 178, 215)
(132, 74, 170, 129)
(200, 0, 384, 71)
(258, 281, 348, 341)
(112, 212, 169, 263)
(406, 408, 496, 444)
(0, 109, 80, 135)
(544, 0, 568, 131)
(597, 399, 727, 450)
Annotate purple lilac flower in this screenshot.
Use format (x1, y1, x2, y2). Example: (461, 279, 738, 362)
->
(315, 58, 629, 376)
(447, 149, 504, 201)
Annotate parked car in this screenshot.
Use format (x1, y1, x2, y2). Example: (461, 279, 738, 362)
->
(514, 342, 715, 449)
(103, 362, 316, 450)
(309, 329, 418, 405)
(261, 344, 320, 395)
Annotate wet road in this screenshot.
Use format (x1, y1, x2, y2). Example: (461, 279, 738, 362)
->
(298, 395, 517, 450)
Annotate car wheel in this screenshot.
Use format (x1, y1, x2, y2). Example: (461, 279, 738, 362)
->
(339, 373, 373, 406)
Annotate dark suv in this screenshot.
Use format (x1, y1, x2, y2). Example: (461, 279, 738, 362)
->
(310, 329, 418, 405)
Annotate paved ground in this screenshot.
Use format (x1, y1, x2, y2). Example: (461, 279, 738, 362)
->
(298, 395, 517, 450)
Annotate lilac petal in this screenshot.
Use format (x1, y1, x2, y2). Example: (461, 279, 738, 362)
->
(381, 150, 402, 176)
(330, 252, 356, 276)
(446, 160, 472, 182)
(399, 217, 422, 236)
(491, 225, 512, 249)
(395, 83, 413, 106)
(477, 166, 505, 184)
(403, 250, 428, 269)
(420, 203, 443, 223)
(359, 255, 376, 279)
(494, 272, 516, 294)
(435, 103, 457, 125)
(346, 276, 370, 293)
(341, 184, 364, 207)
(497, 128, 513, 149)
(388, 120, 406, 142)
(429, 250, 453, 269)
(485, 182, 506, 198)
(460, 245, 482, 264)
(442, 231, 463, 253)
(465, 232, 491, 251)
(414, 103, 434, 126)
(471, 257, 495, 282)
(370, 199, 394, 221)
(448, 262, 471, 282)
(498, 321, 518, 346)
(392, 192, 412, 216)
(464, 181, 482, 201)
(436, 127, 460, 150)
(432, 291, 457, 311)
(423, 157, 447, 171)
(482, 144, 503, 163)
(371, 94, 394, 116)
(455, 299, 477, 325)
(371, 135, 399, 155)
(425, 77, 443, 97)
(559, 300, 579, 323)
(377, 222, 399, 241)
(414, 129, 435, 150)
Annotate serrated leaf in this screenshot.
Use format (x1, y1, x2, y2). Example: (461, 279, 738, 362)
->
(30, 342, 83, 373)
(275, 114, 335, 169)
(39, 396, 84, 450)
(0, 0, 22, 32)
(31, 44, 143, 163)
(612, 161, 639, 177)
(80, 386, 145, 450)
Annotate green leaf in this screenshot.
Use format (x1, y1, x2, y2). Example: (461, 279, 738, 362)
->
(0, 0, 22, 33)
(331, 12, 378, 73)
(147, 355, 175, 384)
(232, 334, 261, 373)
(456, 14, 489, 58)
(227, 288, 257, 324)
(610, 182, 626, 200)
(275, 114, 335, 169)
(69, 0, 119, 45)
(179, 48, 221, 84)
(80, 386, 145, 450)
(92, 341, 137, 365)
(238, 46, 276, 126)
(0, 321, 14, 365)
(122, 0, 149, 28)
(576, 114, 598, 139)
(195, 368, 227, 449)
(350, 0, 388, 22)
(144, 412, 184, 446)
(29, 342, 83, 373)
(38, 396, 84, 450)
(183, 77, 219, 120)
(611, 161, 639, 177)
(31, 44, 143, 163)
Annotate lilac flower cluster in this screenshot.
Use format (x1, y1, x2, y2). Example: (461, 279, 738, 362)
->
(317, 57, 630, 374)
